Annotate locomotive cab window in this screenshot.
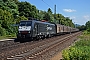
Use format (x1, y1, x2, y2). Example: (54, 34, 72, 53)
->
(20, 21, 32, 26)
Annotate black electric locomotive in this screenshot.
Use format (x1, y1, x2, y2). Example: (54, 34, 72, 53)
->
(17, 20, 56, 41)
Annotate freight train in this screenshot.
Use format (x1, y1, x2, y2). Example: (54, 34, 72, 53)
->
(16, 19, 79, 42)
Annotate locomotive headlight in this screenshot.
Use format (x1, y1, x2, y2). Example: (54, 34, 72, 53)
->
(19, 26, 22, 29)
(19, 31, 20, 33)
(28, 31, 30, 33)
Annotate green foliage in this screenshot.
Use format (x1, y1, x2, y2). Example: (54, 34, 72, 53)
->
(37, 10, 46, 20)
(0, 24, 6, 36)
(0, 0, 19, 18)
(83, 30, 89, 34)
(16, 16, 28, 24)
(0, 8, 17, 36)
(43, 12, 50, 21)
(75, 40, 90, 47)
(85, 21, 90, 29)
(47, 8, 52, 14)
(62, 35, 90, 60)
(77, 25, 86, 31)
(18, 1, 37, 18)
(87, 27, 90, 32)
(54, 14, 75, 27)
(83, 29, 90, 34)
(85, 21, 90, 32)
(0, 9, 13, 29)
(62, 46, 90, 60)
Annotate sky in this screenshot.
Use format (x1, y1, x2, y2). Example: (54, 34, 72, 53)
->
(19, 0, 90, 25)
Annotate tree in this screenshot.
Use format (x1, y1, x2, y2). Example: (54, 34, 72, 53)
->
(16, 16, 28, 24)
(37, 10, 46, 20)
(47, 8, 53, 22)
(0, 9, 16, 35)
(56, 14, 65, 24)
(47, 8, 52, 14)
(85, 21, 90, 29)
(0, 0, 19, 18)
(43, 12, 50, 21)
(0, 24, 6, 36)
(77, 25, 86, 31)
(85, 21, 90, 32)
(65, 17, 70, 26)
(18, 1, 37, 18)
(9, 0, 19, 3)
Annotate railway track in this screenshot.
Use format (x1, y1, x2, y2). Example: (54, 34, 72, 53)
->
(0, 32, 82, 60)
(0, 35, 67, 59)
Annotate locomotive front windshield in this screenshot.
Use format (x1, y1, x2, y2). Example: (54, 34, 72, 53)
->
(20, 21, 32, 26)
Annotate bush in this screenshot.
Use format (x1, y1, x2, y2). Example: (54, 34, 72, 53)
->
(0, 24, 6, 36)
(83, 30, 90, 34)
(62, 37, 90, 60)
(87, 28, 90, 32)
(62, 46, 90, 60)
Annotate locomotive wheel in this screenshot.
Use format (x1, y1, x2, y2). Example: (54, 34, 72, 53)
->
(36, 36, 39, 40)
(42, 36, 45, 39)
(14, 38, 20, 42)
(49, 34, 51, 38)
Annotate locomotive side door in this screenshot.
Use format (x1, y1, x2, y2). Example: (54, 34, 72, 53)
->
(33, 23, 38, 37)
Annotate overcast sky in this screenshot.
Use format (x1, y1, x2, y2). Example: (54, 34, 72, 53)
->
(20, 0, 90, 25)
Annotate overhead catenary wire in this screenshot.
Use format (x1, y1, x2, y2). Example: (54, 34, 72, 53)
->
(49, 0, 68, 17)
(41, 0, 56, 23)
(41, 0, 73, 25)
(41, 0, 54, 10)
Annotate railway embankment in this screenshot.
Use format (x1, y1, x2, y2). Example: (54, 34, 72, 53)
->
(62, 32, 90, 60)
(0, 36, 15, 41)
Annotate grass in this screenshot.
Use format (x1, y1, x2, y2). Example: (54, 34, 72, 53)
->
(62, 31, 90, 60)
(0, 35, 16, 40)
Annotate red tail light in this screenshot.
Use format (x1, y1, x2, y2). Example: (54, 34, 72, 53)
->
(20, 31, 28, 34)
